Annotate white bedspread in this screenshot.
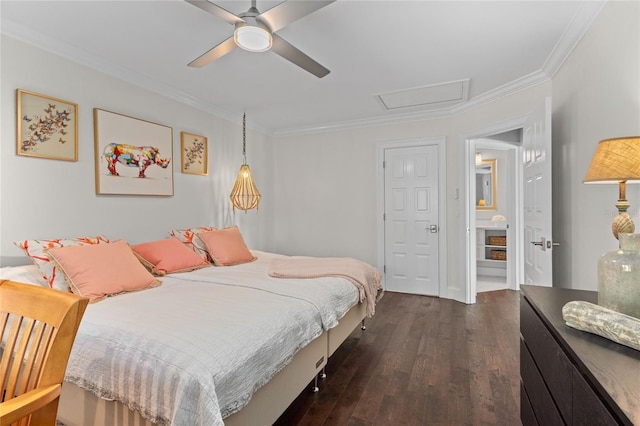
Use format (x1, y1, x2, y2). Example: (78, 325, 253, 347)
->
(183, 251, 360, 329)
(64, 251, 360, 425)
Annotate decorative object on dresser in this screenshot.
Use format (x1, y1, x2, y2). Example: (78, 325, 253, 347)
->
(93, 108, 174, 196)
(180, 131, 208, 175)
(230, 112, 261, 213)
(16, 89, 78, 161)
(597, 233, 640, 318)
(583, 136, 640, 239)
(520, 285, 638, 426)
(562, 300, 640, 351)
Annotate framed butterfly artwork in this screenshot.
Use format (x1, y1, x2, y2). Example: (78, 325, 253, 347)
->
(16, 89, 78, 161)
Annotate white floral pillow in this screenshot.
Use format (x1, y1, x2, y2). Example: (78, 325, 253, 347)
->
(169, 227, 215, 262)
(14, 236, 110, 291)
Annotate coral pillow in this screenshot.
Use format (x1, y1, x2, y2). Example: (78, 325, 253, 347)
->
(47, 240, 160, 302)
(197, 226, 256, 266)
(131, 238, 209, 276)
(169, 226, 216, 262)
(14, 236, 110, 291)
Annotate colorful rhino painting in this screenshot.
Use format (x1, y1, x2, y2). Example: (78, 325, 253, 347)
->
(103, 143, 171, 178)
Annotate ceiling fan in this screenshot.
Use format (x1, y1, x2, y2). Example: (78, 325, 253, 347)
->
(184, 0, 335, 78)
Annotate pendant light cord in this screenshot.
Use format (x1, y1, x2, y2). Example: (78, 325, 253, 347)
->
(242, 112, 247, 165)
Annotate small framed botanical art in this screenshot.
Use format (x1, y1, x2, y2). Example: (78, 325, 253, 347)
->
(16, 89, 78, 161)
(94, 108, 174, 196)
(180, 131, 208, 175)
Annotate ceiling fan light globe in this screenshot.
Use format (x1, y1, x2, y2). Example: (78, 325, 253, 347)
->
(234, 25, 272, 52)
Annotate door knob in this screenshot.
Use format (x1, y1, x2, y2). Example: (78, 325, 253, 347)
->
(530, 237, 546, 251)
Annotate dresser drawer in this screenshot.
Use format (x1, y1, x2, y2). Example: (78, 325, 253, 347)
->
(520, 338, 564, 425)
(521, 295, 573, 423)
(521, 380, 538, 426)
(572, 368, 619, 425)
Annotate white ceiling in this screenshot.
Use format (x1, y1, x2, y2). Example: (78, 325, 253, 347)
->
(1, 0, 604, 134)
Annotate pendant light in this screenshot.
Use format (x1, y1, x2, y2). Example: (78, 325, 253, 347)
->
(230, 113, 261, 213)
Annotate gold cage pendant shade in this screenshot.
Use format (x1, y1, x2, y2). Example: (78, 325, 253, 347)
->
(230, 113, 261, 213)
(231, 164, 261, 213)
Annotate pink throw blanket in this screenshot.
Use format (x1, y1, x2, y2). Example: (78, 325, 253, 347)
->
(268, 257, 382, 317)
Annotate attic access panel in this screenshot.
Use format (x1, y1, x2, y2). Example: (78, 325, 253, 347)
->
(377, 79, 470, 111)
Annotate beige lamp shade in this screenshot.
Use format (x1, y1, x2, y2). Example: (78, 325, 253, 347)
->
(583, 137, 640, 183)
(583, 136, 640, 239)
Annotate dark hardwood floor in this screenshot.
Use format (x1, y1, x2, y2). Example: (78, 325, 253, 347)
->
(274, 290, 521, 426)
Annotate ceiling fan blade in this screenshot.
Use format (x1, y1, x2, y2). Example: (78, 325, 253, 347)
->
(184, 0, 244, 25)
(188, 36, 237, 68)
(258, 0, 335, 33)
(271, 34, 330, 78)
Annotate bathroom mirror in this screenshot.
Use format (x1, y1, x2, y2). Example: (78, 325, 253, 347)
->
(476, 159, 497, 210)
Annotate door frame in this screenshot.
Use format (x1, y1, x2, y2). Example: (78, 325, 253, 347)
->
(377, 137, 447, 297)
(472, 140, 519, 291)
(462, 117, 526, 304)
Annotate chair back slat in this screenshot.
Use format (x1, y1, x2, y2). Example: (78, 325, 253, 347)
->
(19, 321, 49, 396)
(0, 312, 9, 343)
(28, 324, 54, 393)
(4, 317, 37, 402)
(0, 315, 23, 399)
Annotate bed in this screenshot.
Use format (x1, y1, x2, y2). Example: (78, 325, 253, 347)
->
(1, 246, 379, 426)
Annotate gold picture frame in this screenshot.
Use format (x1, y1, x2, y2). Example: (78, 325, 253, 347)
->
(476, 159, 497, 211)
(180, 131, 208, 175)
(16, 89, 78, 161)
(94, 108, 174, 196)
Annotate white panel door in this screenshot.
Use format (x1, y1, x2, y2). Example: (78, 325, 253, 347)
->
(384, 145, 439, 295)
(523, 98, 553, 286)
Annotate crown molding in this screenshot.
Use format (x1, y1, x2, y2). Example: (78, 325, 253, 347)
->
(0, 21, 271, 134)
(275, 70, 551, 137)
(542, 0, 606, 78)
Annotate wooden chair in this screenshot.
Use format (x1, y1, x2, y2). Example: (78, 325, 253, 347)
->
(0, 280, 88, 426)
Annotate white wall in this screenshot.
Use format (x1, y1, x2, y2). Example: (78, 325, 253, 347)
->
(552, 0, 640, 290)
(0, 35, 274, 264)
(273, 83, 551, 298)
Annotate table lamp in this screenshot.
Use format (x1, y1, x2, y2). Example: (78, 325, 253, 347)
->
(584, 136, 640, 318)
(583, 136, 640, 240)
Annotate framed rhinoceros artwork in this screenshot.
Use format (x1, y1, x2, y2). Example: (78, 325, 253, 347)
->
(93, 108, 173, 196)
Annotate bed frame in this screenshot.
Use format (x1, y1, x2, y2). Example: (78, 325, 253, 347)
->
(58, 302, 367, 425)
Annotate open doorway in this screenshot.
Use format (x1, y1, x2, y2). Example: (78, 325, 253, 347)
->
(475, 142, 515, 292)
(467, 129, 522, 301)
(463, 98, 552, 303)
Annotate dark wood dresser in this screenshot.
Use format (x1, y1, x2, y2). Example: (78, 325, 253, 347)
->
(520, 285, 639, 425)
